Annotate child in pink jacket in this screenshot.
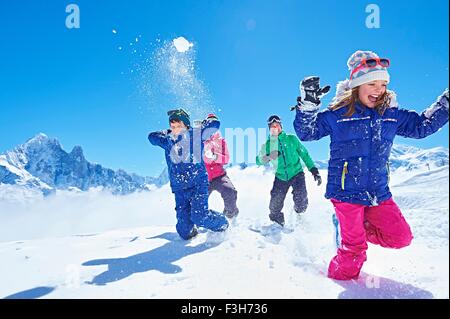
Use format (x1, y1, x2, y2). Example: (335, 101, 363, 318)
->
(203, 114, 239, 219)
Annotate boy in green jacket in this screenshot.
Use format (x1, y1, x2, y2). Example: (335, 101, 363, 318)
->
(256, 115, 321, 226)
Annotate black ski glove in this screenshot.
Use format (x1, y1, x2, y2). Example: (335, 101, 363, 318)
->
(310, 167, 322, 186)
(291, 76, 330, 111)
(262, 150, 281, 162)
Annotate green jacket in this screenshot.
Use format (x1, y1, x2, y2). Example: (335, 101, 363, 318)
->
(256, 131, 316, 181)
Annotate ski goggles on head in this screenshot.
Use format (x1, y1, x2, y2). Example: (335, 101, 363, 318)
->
(167, 108, 191, 127)
(350, 58, 390, 80)
(167, 108, 189, 118)
(267, 115, 282, 127)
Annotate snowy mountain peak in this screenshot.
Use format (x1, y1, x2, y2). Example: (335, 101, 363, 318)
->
(23, 133, 61, 149)
(26, 132, 49, 142)
(0, 134, 164, 196)
(26, 132, 49, 141)
(389, 144, 449, 171)
(70, 146, 85, 161)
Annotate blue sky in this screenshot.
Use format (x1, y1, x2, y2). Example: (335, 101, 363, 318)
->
(0, 0, 448, 177)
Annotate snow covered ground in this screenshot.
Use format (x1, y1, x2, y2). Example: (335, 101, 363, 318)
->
(0, 165, 448, 299)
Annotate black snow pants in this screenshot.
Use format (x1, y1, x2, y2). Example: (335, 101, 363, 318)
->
(269, 171, 308, 226)
(208, 173, 239, 218)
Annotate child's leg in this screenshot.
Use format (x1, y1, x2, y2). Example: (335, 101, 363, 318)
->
(364, 198, 413, 248)
(291, 172, 308, 214)
(208, 175, 221, 196)
(328, 199, 368, 280)
(208, 180, 214, 196)
(191, 185, 229, 232)
(215, 174, 239, 218)
(174, 191, 195, 240)
(269, 177, 290, 225)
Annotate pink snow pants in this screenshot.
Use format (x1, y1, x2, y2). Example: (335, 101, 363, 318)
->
(328, 197, 413, 281)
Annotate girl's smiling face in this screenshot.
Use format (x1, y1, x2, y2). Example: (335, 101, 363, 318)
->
(358, 80, 388, 108)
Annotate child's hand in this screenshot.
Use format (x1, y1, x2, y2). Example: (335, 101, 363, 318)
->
(310, 167, 322, 186)
(262, 150, 281, 162)
(204, 149, 217, 160)
(301, 76, 330, 104)
(268, 150, 281, 160)
(292, 76, 330, 111)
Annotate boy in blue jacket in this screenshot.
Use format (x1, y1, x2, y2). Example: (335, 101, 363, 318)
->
(293, 50, 448, 280)
(148, 108, 229, 240)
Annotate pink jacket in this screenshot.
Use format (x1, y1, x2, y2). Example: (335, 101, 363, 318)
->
(204, 132, 230, 181)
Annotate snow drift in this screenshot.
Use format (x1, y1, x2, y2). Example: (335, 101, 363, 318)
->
(0, 162, 448, 299)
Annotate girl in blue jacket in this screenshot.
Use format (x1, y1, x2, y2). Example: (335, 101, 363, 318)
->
(148, 109, 229, 240)
(293, 50, 449, 280)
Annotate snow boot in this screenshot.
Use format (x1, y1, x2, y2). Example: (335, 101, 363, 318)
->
(187, 226, 199, 240)
(294, 205, 306, 214)
(224, 208, 239, 219)
(269, 211, 285, 227)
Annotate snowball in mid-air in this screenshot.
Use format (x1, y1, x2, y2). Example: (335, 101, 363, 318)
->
(173, 37, 193, 53)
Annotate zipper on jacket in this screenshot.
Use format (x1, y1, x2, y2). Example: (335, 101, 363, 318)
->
(341, 161, 348, 190)
(386, 161, 390, 184)
(367, 110, 374, 193)
(278, 140, 289, 180)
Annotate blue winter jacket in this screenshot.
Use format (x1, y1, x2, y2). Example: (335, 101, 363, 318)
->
(294, 91, 449, 206)
(148, 120, 220, 193)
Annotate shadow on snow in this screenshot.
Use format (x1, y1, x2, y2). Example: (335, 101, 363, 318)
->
(82, 232, 220, 286)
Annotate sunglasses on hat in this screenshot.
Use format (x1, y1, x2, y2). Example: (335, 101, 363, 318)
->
(350, 58, 390, 80)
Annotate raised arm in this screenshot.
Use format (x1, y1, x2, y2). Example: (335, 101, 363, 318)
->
(293, 76, 332, 141)
(148, 130, 170, 148)
(396, 89, 449, 139)
(294, 108, 332, 141)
